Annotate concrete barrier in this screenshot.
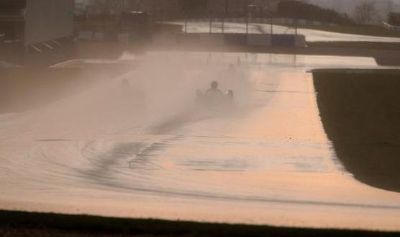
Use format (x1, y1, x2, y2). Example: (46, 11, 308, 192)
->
(176, 33, 200, 44)
(174, 33, 306, 48)
(224, 33, 247, 45)
(247, 34, 271, 46)
(271, 34, 295, 47)
(295, 35, 306, 47)
(198, 33, 225, 45)
(270, 34, 306, 47)
(153, 32, 178, 45)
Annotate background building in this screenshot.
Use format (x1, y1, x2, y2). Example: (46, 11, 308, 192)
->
(0, 0, 75, 65)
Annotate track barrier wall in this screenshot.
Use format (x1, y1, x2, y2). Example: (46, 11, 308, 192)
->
(161, 33, 306, 47)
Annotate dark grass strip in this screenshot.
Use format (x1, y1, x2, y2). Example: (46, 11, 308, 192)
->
(0, 210, 399, 237)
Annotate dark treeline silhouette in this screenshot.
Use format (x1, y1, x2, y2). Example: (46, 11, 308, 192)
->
(277, 0, 355, 24)
(177, 0, 355, 24)
(388, 12, 400, 26)
(179, 0, 247, 18)
(179, 0, 208, 17)
(180, 0, 208, 13)
(0, 0, 26, 9)
(74, 0, 356, 24)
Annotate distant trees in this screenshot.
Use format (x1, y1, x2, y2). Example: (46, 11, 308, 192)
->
(85, 0, 129, 13)
(353, 0, 379, 24)
(388, 12, 400, 26)
(179, 0, 208, 15)
(277, 0, 354, 24)
(381, 0, 397, 23)
(384, 0, 394, 21)
(178, 0, 278, 18)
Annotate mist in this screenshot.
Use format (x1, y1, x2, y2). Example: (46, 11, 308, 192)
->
(6, 52, 252, 140)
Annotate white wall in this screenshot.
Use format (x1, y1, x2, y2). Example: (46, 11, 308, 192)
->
(24, 0, 74, 45)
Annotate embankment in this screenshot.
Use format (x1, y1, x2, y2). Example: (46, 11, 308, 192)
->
(313, 69, 400, 192)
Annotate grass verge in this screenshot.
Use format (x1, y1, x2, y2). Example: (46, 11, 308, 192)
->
(0, 209, 399, 237)
(313, 69, 400, 192)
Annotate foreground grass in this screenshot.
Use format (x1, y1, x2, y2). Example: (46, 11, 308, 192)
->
(0, 210, 399, 237)
(313, 69, 400, 193)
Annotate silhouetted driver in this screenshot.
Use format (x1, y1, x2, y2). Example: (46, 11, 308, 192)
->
(205, 81, 223, 101)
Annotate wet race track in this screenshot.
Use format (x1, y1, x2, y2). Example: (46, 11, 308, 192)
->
(1, 52, 400, 231)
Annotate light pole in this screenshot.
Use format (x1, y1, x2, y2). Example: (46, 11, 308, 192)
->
(222, 0, 228, 33)
(247, 3, 256, 36)
(184, 11, 187, 33)
(266, 1, 274, 35)
(209, 11, 212, 34)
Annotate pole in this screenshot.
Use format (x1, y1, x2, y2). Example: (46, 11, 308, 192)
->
(224, 0, 229, 34)
(243, 0, 249, 35)
(184, 11, 187, 33)
(209, 12, 212, 34)
(222, 14, 225, 33)
(222, 0, 227, 33)
(246, 1, 249, 36)
(246, 17, 249, 35)
(267, 1, 273, 35)
(151, 0, 156, 22)
(270, 18, 273, 35)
